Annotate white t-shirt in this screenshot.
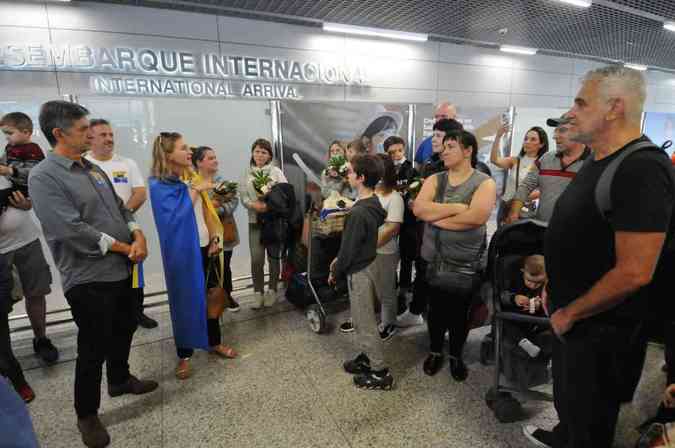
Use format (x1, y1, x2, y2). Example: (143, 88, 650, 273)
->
(84, 154, 145, 204)
(0, 176, 40, 253)
(502, 155, 536, 202)
(194, 193, 209, 248)
(377, 191, 404, 255)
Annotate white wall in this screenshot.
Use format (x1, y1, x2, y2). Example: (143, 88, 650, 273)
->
(2, 0, 675, 319)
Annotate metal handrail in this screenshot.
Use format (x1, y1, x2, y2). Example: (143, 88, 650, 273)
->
(8, 272, 265, 331)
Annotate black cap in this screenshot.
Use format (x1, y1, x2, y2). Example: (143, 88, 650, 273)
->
(546, 115, 570, 128)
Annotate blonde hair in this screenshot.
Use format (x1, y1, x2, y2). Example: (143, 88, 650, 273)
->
(583, 66, 646, 124)
(524, 255, 546, 277)
(151, 132, 183, 179)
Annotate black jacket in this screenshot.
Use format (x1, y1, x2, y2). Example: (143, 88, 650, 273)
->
(0, 254, 12, 315)
(260, 183, 301, 258)
(333, 196, 386, 281)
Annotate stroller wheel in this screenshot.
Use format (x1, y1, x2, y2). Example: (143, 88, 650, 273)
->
(306, 305, 327, 334)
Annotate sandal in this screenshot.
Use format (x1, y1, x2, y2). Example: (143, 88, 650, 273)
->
(211, 345, 238, 359)
(175, 358, 191, 380)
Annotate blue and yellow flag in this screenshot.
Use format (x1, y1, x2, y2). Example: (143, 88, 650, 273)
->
(132, 263, 144, 289)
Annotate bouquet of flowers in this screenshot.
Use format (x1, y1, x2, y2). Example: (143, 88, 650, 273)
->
(323, 155, 349, 179)
(251, 169, 275, 197)
(213, 180, 238, 200)
(406, 177, 423, 200)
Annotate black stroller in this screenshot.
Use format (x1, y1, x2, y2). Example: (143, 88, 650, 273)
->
(481, 219, 553, 422)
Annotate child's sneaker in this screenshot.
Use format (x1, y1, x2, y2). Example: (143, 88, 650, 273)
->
(343, 353, 371, 374)
(379, 323, 397, 342)
(354, 368, 394, 390)
(251, 293, 264, 310)
(339, 319, 354, 333)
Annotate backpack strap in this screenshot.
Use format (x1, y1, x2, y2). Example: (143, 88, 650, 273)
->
(595, 141, 660, 222)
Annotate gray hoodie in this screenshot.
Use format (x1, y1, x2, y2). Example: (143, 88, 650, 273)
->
(333, 195, 386, 281)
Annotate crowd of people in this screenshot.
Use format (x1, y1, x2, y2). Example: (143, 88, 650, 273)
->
(0, 64, 673, 448)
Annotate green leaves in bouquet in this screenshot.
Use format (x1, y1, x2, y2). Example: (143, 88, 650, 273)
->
(251, 169, 273, 195)
(324, 155, 349, 178)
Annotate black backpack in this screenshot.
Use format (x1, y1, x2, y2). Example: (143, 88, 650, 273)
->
(591, 140, 675, 324)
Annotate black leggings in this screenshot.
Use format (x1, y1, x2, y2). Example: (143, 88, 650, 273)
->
(426, 274, 477, 357)
(177, 247, 221, 358)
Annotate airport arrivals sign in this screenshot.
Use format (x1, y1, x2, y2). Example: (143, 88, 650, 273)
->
(0, 44, 369, 99)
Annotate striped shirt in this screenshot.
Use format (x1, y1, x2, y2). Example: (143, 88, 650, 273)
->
(513, 148, 590, 222)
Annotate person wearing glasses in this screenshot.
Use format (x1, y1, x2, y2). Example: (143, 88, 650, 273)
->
(149, 132, 236, 382)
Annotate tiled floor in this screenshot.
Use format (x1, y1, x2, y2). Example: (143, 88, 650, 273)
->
(9, 293, 668, 448)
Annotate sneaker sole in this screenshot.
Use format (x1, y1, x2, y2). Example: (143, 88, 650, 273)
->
(227, 307, 241, 313)
(355, 381, 395, 391)
(522, 427, 551, 448)
(339, 328, 355, 334)
(380, 330, 398, 342)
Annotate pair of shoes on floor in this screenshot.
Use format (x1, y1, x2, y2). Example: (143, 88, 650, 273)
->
(137, 312, 159, 329)
(108, 375, 159, 397)
(523, 425, 554, 447)
(78, 415, 110, 448)
(33, 337, 59, 364)
(343, 353, 394, 390)
(251, 291, 277, 310)
(396, 310, 424, 328)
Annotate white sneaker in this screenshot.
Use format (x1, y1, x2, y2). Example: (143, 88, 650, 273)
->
(396, 310, 424, 327)
(251, 293, 264, 310)
(522, 425, 553, 448)
(263, 290, 277, 307)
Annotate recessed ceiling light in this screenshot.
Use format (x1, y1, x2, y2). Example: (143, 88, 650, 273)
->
(555, 0, 592, 7)
(499, 45, 538, 55)
(624, 63, 648, 71)
(323, 22, 428, 42)
(665, 22, 675, 32)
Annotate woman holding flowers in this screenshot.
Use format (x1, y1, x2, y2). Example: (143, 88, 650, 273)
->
(240, 138, 287, 309)
(192, 146, 240, 312)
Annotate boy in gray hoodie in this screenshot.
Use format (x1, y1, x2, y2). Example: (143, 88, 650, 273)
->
(329, 155, 392, 390)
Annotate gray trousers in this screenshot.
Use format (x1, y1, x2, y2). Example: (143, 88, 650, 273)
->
(348, 267, 385, 371)
(370, 253, 400, 328)
(249, 223, 280, 293)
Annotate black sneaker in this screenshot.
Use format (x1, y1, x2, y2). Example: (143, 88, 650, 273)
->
(137, 313, 158, 329)
(343, 353, 371, 374)
(339, 319, 354, 333)
(33, 337, 59, 364)
(449, 357, 468, 382)
(379, 324, 397, 342)
(522, 425, 554, 447)
(354, 368, 394, 390)
(227, 297, 241, 313)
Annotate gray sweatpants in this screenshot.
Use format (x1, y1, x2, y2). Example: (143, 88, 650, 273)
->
(249, 223, 280, 293)
(369, 253, 400, 328)
(348, 266, 386, 371)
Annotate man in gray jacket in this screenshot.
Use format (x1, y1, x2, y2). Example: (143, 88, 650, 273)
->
(29, 101, 157, 448)
(505, 115, 589, 224)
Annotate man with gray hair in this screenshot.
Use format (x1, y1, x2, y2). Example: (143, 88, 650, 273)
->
(523, 67, 675, 447)
(505, 114, 589, 224)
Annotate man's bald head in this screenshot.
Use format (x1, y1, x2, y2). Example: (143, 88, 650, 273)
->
(434, 102, 457, 122)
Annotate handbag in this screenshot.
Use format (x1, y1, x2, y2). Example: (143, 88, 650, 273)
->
(221, 214, 237, 245)
(205, 258, 227, 319)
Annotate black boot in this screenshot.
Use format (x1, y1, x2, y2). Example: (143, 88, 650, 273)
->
(449, 357, 468, 382)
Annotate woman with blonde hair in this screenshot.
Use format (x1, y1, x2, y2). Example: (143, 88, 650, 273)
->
(149, 132, 236, 380)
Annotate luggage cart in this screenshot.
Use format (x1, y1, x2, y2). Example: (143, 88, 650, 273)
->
(304, 207, 350, 334)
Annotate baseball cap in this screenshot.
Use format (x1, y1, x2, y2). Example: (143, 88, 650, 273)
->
(546, 114, 570, 128)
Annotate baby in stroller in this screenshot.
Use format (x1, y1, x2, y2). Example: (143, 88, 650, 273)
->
(501, 255, 551, 360)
